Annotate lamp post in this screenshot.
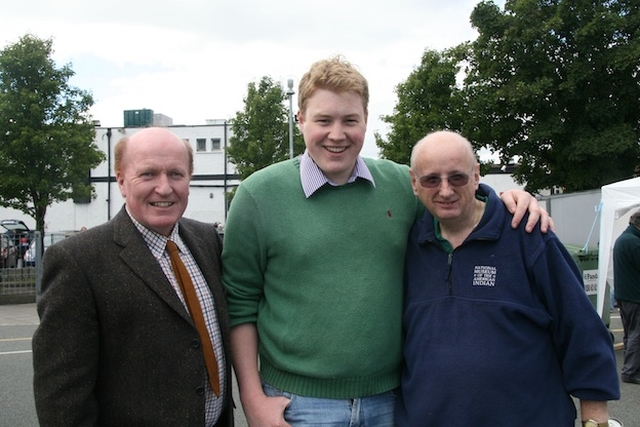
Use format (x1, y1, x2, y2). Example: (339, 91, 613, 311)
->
(287, 79, 295, 159)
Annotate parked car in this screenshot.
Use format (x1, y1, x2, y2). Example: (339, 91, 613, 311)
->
(0, 219, 32, 256)
(1, 219, 33, 267)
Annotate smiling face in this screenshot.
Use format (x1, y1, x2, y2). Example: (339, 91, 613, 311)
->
(410, 132, 480, 226)
(116, 128, 192, 236)
(298, 88, 367, 184)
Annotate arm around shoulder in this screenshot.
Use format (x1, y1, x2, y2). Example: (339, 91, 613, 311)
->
(500, 188, 555, 233)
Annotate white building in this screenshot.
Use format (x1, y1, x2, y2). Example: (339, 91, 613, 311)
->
(1, 114, 533, 234)
(480, 164, 526, 196)
(0, 118, 239, 233)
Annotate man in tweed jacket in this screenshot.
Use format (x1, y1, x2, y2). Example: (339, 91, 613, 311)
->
(32, 127, 233, 426)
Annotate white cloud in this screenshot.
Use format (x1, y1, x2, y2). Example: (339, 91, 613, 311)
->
(1, 0, 492, 158)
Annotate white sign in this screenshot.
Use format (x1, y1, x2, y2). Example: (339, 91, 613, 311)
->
(583, 269, 598, 295)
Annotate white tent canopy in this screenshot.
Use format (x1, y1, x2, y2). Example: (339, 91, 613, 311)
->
(597, 177, 640, 316)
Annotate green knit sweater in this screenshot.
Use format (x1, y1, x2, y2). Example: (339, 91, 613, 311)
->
(222, 157, 422, 399)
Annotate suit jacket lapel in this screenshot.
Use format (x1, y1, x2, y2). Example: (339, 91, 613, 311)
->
(112, 209, 192, 323)
(180, 224, 218, 291)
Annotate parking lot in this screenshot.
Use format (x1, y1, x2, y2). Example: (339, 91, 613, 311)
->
(0, 303, 638, 426)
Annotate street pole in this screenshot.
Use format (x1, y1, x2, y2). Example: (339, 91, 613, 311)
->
(287, 79, 295, 159)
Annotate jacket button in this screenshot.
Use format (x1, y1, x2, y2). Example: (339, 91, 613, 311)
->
(196, 386, 205, 395)
(191, 339, 200, 348)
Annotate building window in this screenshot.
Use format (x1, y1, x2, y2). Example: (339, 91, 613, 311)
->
(211, 138, 221, 151)
(196, 138, 206, 152)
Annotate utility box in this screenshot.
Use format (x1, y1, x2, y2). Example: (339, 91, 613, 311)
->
(563, 244, 611, 328)
(124, 109, 154, 127)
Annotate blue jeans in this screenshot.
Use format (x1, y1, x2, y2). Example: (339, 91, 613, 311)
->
(262, 381, 397, 426)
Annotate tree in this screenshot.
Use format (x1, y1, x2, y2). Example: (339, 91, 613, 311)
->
(226, 76, 304, 181)
(463, 0, 640, 193)
(0, 34, 105, 234)
(375, 48, 468, 166)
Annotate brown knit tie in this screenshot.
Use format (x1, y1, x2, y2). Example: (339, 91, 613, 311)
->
(166, 240, 220, 396)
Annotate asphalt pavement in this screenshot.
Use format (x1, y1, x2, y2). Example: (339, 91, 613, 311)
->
(1, 304, 638, 427)
(0, 303, 249, 427)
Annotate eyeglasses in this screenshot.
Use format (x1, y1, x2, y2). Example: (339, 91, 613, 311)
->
(418, 173, 470, 189)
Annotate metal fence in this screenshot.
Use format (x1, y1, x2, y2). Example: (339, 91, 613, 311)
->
(0, 230, 41, 304)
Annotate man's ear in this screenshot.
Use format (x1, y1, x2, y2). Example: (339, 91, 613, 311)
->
(473, 164, 481, 189)
(409, 169, 420, 196)
(116, 172, 126, 198)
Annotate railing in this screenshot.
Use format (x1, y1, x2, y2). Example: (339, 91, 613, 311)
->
(0, 230, 41, 304)
(0, 267, 37, 298)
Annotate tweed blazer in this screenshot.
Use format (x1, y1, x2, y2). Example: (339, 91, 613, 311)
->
(33, 208, 233, 427)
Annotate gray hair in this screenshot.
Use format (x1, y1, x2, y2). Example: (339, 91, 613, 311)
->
(630, 210, 640, 228)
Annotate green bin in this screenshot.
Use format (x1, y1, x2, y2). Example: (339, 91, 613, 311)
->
(563, 244, 610, 328)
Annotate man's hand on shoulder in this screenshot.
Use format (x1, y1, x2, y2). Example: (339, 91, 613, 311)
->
(500, 189, 555, 233)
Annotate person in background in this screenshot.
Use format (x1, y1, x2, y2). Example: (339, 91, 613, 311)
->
(613, 210, 640, 385)
(222, 56, 552, 426)
(32, 127, 233, 426)
(398, 130, 619, 426)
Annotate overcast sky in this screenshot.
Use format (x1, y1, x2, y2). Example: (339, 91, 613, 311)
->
(1, 0, 501, 159)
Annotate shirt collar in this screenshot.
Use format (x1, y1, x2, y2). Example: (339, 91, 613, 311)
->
(299, 150, 376, 198)
(126, 206, 183, 259)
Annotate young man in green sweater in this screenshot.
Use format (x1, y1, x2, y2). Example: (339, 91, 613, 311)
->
(222, 56, 550, 426)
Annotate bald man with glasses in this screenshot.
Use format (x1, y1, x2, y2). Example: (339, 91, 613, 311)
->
(397, 130, 620, 426)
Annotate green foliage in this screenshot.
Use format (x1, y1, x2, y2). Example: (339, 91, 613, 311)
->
(464, 0, 640, 193)
(377, 0, 639, 193)
(376, 47, 468, 165)
(0, 34, 105, 231)
(226, 76, 304, 180)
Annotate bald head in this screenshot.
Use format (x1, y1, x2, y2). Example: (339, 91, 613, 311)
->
(114, 127, 193, 177)
(410, 131, 477, 171)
